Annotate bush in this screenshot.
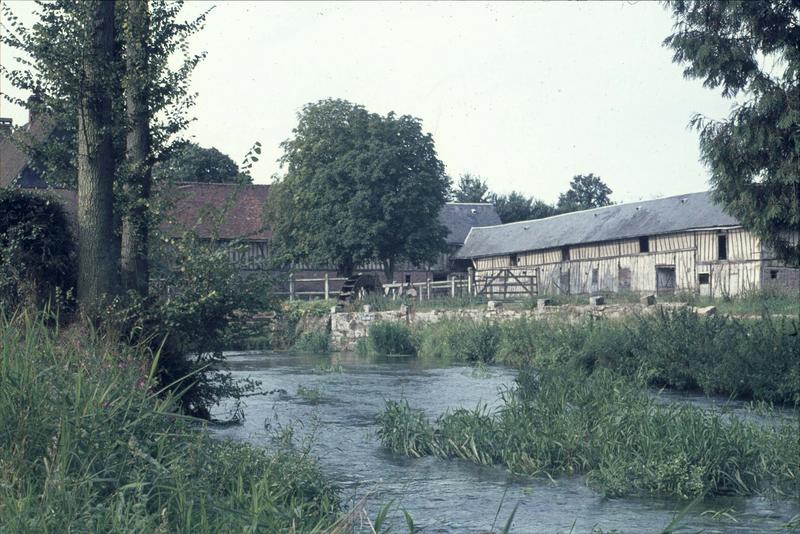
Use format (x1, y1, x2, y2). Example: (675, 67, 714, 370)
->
(363, 321, 415, 355)
(0, 189, 75, 310)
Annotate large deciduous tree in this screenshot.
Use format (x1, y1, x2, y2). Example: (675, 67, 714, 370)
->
(556, 173, 612, 213)
(663, 0, 799, 265)
(153, 141, 252, 184)
(270, 99, 450, 281)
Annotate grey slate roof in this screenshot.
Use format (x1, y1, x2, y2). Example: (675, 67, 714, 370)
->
(456, 192, 741, 258)
(439, 202, 502, 246)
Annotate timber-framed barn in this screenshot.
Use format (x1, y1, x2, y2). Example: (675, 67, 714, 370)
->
(457, 192, 799, 297)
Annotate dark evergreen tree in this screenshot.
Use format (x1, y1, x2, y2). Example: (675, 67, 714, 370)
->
(557, 174, 612, 213)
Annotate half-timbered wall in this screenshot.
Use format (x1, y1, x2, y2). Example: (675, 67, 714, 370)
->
(470, 227, 780, 297)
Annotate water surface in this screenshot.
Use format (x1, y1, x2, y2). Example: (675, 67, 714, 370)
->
(212, 351, 798, 533)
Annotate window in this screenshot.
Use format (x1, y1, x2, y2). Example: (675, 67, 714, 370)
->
(698, 273, 710, 284)
(717, 234, 728, 260)
(770, 270, 779, 280)
(639, 236, 650, 253)
(561, 246, 570, 261)
(510, 253, 519, 267)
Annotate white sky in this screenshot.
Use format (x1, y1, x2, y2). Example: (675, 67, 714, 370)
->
(0, 1, 738, 204)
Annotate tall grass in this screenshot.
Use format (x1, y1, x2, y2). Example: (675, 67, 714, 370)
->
(0, 311, 340, 531)
(378, 368, 800, 500)
(358, 321, 416, 355)
(293, 329, 331, 354)
(412, 309, 800, 405)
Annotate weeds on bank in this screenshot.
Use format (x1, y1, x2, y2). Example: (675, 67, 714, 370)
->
(0, 311, 340, 532)
(294, 329, 331, 354)
(378, 368, 799, 500)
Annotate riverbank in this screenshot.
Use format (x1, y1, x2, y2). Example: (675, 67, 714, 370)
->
(0, 312, 340, 531)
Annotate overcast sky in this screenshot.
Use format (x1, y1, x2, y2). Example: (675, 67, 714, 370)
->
(1, 1, 738, 204)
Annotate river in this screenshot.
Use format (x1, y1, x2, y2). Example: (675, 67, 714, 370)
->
(211, 351, 799, 533)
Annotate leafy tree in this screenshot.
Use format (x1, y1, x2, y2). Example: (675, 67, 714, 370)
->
(453, 173, 491, 203)
(270, 98, 450, 281)
(493, 192, 557, 224)
(557, 173, 612, 213)
(153, 141, 252, 184)
(663, 1, 799, 265)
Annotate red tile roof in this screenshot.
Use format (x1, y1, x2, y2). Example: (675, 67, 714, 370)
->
(161, 182, 271, 240)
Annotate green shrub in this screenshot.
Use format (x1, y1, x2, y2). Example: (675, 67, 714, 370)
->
(293, 329, 330, 354)
(0, 189, 76, 310)
(414, 319, 500, 362)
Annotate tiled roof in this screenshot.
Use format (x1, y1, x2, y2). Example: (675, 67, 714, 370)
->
(439, 202, 502, 246)
(457, 191, 741, 258)
(161, 182, 271, 240)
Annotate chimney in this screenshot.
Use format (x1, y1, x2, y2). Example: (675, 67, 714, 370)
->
(0, 117, 11, 136)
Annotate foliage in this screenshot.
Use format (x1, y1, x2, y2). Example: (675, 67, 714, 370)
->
(0, 189, 76, 310)
(556, 173, 613, 212)
(663, 0, 800, 265)
(153, 140, 252, 184)
(414, 319, 501, 363)
(0, 312, 340, 531)
(378, 368, 799, 500)
(269, 98, 451, 280)
(493, 191, 557, 223)
(359, 321, 416, 355)
(452, 173, 491, 203)
(410, 309, 800, 405)
(293, 329, 331, 354)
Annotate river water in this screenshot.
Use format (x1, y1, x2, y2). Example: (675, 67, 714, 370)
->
(211, 351, 799, 533)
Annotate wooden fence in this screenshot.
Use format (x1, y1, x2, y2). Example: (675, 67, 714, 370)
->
(276, 268, 539, 301)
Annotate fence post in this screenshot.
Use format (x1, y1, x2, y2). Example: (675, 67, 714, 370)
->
(426, 277, 432, 300)
(450, 276, 456, 297)
(289, 273, 295, 301)
(467, 267, 474, 296)
(324, 273, 330, 300)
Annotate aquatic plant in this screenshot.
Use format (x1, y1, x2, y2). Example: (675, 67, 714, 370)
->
(293, 329, 331, 354)
(378, 368, 799, 500)
(362, 321, 416, 355)
(414, 318, 500, 362)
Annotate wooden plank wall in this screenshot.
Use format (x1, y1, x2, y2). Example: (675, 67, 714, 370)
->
(471, 228, 771, 297)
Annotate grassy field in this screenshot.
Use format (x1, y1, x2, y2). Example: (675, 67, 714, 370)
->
(0, 311, 342, 532)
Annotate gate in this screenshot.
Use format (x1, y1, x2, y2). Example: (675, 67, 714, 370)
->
(474, 268, 538, 299)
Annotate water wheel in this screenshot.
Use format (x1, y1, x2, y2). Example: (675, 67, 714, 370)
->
(336, 273, 383, 310)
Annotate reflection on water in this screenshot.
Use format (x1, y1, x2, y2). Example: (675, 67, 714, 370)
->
(211, 351, 799, 533)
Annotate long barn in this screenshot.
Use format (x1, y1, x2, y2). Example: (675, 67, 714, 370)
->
(456, 192, 799, 297)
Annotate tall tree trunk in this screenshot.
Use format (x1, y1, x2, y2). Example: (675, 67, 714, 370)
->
(121, 0, 151, 295)
(77, 0, 119, 309)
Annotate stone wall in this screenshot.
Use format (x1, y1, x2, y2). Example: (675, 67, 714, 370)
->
(328, 302, 688, 351)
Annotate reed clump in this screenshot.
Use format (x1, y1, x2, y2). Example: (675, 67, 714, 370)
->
(359, 321, 416, 355)
(0, 311, 340, 531)
(293, 329, 331, 354)
(378, 368, 799, 500)
(412, 309, 800, 405)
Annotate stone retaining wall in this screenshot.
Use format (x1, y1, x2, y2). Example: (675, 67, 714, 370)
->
(328, 302, 688, 351)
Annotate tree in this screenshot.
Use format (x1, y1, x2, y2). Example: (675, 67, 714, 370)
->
(270, 98, 450, 281)
(493, 192, 557, 224)
(453, 173, 491, 203)
(74, 0, 119, 307)
(663, 1, 799, 265)
(153, 141, 252, 184)
(557, 173, 612, 213)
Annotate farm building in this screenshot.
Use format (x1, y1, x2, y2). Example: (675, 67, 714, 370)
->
(457, 192, 799, 297)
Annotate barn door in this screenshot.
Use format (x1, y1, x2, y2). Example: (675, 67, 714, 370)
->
(656, 266, 676, 294)
(559, 267, 570, 295)
(618, 267, 632, 292)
